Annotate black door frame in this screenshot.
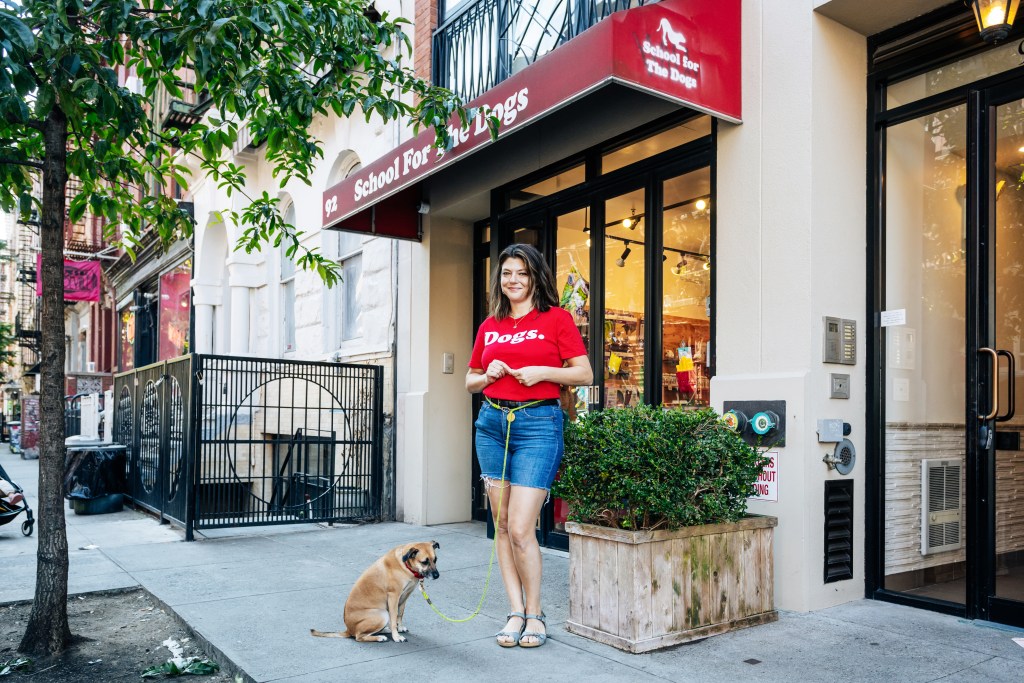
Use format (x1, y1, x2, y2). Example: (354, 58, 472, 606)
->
(866, 9, 1024, 625)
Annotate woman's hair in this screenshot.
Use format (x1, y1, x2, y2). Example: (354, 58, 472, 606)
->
(488, 243, 560, 320)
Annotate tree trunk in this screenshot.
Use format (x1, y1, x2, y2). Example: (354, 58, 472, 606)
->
(19, 107, 72, 656)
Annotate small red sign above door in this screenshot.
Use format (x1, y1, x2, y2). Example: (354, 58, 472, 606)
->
(323, 0, 740, 233)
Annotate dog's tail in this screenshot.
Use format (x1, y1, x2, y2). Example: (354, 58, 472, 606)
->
(310, 628, 351, 638)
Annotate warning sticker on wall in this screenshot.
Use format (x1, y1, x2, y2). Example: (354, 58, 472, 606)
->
(749, 451, 778, 502)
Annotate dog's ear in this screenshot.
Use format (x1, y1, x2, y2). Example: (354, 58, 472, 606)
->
(432, 540, 440, 550)
(402, 547, 419, 562)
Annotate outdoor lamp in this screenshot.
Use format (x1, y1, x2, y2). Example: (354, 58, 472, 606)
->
(969, 0, 1019, 42)
(616, 243, 632, 267)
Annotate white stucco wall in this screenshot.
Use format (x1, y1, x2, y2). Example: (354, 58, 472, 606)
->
(714, 3, 867, 612)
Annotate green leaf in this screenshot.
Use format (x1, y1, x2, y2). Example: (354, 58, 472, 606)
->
(0, 12, 36, 52)
(34, 85, 55, 117)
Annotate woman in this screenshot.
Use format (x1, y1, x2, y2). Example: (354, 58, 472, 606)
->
(466, 243, 593, 649)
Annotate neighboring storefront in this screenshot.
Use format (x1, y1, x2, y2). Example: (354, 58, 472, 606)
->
(864, 3, 1024, 627)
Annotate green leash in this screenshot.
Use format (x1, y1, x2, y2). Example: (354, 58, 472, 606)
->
(417, 398, 543, 623)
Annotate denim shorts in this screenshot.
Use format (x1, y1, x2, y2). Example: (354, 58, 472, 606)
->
(474, 401, 565, 490)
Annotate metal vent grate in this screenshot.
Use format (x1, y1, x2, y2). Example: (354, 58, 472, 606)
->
(921, 459, 962, 555)
(824, 480, 854, 583)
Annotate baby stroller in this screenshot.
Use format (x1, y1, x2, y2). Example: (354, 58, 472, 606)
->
(0, 461, 34, 536)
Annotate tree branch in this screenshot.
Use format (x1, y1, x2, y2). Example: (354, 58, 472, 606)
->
(0, 158, 44, 170)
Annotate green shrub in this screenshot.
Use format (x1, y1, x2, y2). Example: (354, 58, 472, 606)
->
(553, 406, 770, 531)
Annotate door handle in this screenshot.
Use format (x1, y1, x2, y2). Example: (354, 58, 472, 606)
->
(979, 347, 999, 421)
(997, 349, 1016, 422)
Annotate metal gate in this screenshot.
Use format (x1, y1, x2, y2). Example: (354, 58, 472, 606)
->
(113, 354, 383, 539)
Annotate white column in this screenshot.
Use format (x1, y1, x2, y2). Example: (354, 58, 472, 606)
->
(194, 304, 214, 354)
(228, 285, 250, 355)
(191, 281, 222, 355)
(225, 258, 263, 357)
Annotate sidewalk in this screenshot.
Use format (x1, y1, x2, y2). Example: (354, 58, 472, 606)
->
(0, 453, 1021, 682)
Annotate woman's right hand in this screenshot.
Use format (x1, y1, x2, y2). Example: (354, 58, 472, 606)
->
(485, 360, 512, 383)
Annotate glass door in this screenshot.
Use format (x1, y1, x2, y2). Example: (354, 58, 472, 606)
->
(877, 85, 1024, 627)
(980, 88, 1024, 625)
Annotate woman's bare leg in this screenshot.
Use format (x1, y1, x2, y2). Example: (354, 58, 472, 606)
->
(506, 485, 549, 645)
(486, 479, 524, 644)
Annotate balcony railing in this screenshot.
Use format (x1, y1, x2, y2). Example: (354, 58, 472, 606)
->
(433, 0, 650, 102)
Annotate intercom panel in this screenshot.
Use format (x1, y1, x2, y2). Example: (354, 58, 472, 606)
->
(823, 317, 856, 365)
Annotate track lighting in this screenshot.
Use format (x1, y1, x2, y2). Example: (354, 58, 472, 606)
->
(616, 243, 631, 267)
(671, 257, 686, 276)
(622, 208, 640, 230)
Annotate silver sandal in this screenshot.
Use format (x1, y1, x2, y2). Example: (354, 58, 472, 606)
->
(519, 612, 547, 648)
(496, 612, 525, 648)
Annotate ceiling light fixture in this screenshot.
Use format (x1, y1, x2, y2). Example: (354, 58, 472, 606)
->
(616, 242, 632, 267)
(671, 257, 686, 276)
(695, 198, 708, 211)
(622, 208, 639, 230)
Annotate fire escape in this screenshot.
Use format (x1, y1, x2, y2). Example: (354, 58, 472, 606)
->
(14, 209, 40, 374)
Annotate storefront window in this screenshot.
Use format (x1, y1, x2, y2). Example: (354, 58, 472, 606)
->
(886, 40, 1020, 109)
(158, 260, 191, 360)
(119, 308, 135, 372)
(603, 188, 646, 408)
(508, 163, 585, 210)
(661, 169, 711, 407)
(602, 116, 711, 174)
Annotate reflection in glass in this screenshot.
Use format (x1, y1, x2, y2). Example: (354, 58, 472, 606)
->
(604, 189, 645, 408)
(509, 164, 586, 209)
(603, 116, 711, 174)
(886, 41, 1019, 109)
(882, 106, 967, 604)
(993, 99, 1024, 603)
(661, 169, 711, 407)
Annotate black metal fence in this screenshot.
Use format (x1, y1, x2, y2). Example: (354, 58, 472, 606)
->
(113, 354, 384, 540)
(433, 0, 651, 101)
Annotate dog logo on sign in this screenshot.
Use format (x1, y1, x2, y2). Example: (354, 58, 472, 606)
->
(657, 18, 686, 53)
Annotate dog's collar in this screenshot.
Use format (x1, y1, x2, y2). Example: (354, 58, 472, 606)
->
(404, 560, 424, 579)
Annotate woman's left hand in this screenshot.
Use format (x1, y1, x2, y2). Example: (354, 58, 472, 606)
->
(509, 366, 548, 387)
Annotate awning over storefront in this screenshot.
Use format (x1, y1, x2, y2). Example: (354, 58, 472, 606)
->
(323, 0, 741, 238)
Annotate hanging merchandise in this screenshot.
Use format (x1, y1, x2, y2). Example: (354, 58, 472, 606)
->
(560, 264, 590, 317)
(676, 346, 694, 395)
(608, 351, 623, 375)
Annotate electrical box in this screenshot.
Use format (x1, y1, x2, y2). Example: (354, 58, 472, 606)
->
(817, 419, 844, 442)
(823, 317, 856, 365)
(830, 373, 850, 399)
(442, 352, 454, 374)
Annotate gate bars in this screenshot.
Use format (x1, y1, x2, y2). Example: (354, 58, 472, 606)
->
(113, 354, 384, 540)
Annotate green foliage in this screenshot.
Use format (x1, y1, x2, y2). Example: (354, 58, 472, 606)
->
(0, 656, 31, 675)
(141, 656, 219, 678)
(0, 323, 15, 371)
(0, 0, 483, 286)
(553, 406, 770, 531)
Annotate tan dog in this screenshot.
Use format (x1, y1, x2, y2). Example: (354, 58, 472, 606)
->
(311, 541, 440, 643)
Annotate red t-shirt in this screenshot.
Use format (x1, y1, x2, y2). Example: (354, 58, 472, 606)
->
(469, 307, 587, 400)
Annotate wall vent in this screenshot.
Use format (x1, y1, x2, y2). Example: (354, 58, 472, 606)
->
(921, 459, 962, 555)
(824, 480, 854, 583)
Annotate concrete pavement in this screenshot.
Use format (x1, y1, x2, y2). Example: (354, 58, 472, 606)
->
(0, 452, 1021, 682)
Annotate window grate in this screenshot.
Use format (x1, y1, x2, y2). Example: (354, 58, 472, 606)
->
(824, 480, 854, 583)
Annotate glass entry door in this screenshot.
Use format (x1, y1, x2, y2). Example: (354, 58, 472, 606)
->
(980, 88, 1024, 624)
(877, 85, 1024, 626)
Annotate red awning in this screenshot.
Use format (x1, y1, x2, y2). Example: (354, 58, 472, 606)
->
(323, 0, 740, 238)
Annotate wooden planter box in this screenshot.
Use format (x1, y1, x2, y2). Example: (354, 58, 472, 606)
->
(565, 515, 778, 653)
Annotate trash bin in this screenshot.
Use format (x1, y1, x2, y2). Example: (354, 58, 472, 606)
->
(63, 443, 128, 515)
